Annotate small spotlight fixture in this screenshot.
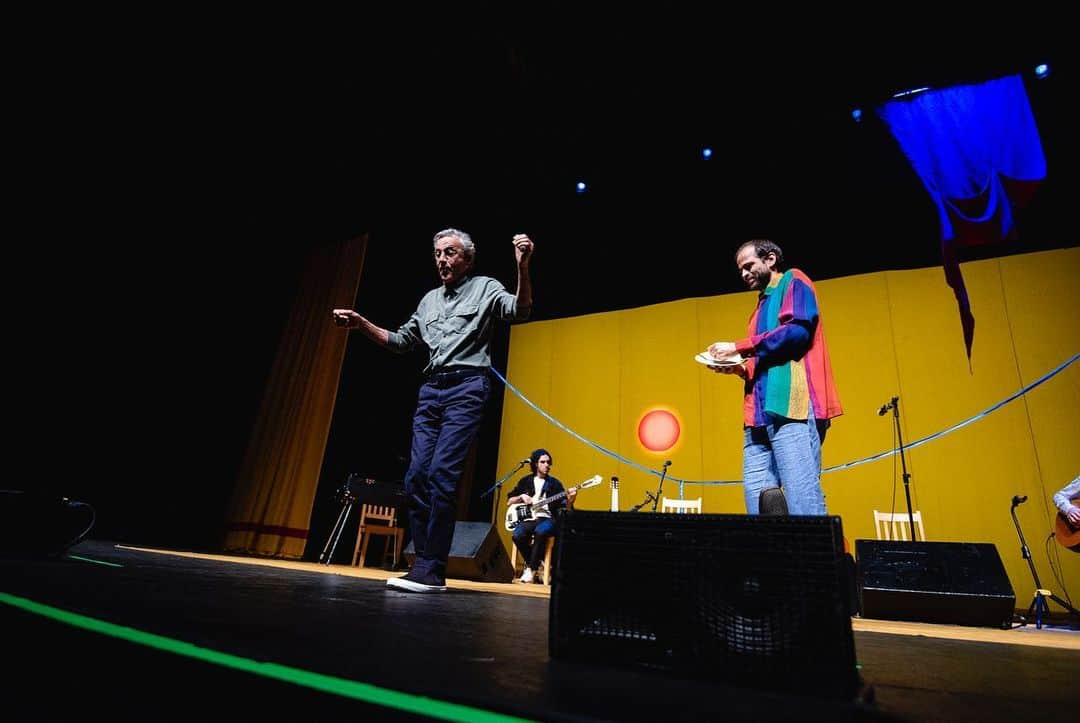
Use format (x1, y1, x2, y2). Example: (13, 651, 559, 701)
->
(1034, 63, 1049, 79)
(576, 181, 587, 193)
(851, 108, 863, 123)
(892, 86, 930, 99)
(702, 147, 713, 159)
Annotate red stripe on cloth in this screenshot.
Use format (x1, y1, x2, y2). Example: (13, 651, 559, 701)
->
(226, 522, 309, 539)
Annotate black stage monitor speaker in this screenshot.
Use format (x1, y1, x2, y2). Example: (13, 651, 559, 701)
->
(855, 540, 1015, 628)
(404, 521, 513, 583)
(549, 512, 858, 700)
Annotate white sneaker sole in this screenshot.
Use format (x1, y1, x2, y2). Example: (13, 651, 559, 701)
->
(386, 577, 447, 593)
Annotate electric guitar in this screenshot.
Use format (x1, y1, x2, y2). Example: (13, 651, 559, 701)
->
(505, 475, 602, 531)
(1054, 498, 1080, 552)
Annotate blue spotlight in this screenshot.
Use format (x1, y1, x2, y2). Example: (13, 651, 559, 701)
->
(576, 181, 586, 193)
(852, 108, 863, 123)
(702, 147, 713, 159)
(1034, 63, 1049, 79)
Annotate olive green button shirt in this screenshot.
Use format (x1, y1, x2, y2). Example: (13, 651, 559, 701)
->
(386, 275, 529, 372)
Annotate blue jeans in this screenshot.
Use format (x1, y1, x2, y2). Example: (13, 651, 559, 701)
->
(742, 411, 829, 515)
(404, 372, 491, 580)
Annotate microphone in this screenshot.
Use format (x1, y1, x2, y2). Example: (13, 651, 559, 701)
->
(334, 315, 349, 327)
(1012, 494, 1028, 506)
(521, 458, 532, 465)
(663, 460, 672, 468)
(877, 396, 898, 416)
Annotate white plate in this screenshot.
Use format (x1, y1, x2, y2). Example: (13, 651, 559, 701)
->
(695, 352, 744, 367)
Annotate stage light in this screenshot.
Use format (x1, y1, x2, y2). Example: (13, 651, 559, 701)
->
(702, 147, 713, 159)
(851, 108, 863, 123)
(1034, 63, 1049, 79)
(575, 181, 586, 193)
(892, 86, 930, 99)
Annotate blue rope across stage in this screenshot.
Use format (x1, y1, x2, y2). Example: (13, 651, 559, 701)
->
(491, 352, 1078, 490)
(488, 368, 737, 487)
(821, 351, 1078, 474)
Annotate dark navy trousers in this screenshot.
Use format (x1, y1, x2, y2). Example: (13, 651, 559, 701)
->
(403, 370, 490, 580)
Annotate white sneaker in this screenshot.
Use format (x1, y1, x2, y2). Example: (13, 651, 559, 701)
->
(519, 567, 534, 584)
(385, 571, 447, 593)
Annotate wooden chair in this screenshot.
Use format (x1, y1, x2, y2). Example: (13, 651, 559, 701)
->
(661, 496, 703, 514)
(873, 510, 927, 541)
(352, 504, 404, 568)
(510, 537, 555, 585)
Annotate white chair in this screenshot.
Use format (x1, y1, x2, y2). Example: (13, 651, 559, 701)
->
(873, 510, 927, 541)
(661, 497, 702, 514)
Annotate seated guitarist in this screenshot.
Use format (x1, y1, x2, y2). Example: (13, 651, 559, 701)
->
(507, 448, 575, 583)
(1053, 475, 1080, 530)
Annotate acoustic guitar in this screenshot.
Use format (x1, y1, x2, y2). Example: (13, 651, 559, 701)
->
(1054, 498, 1080, 552)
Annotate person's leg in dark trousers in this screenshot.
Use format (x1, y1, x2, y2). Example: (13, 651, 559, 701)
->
(512, 518, 540, 566)
(403, 381, 441, 569)
(528, 517, 556, 570)
(405, 373, 490, 582)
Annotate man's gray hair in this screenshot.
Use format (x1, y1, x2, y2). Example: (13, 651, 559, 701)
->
(433, 228, 475, 261)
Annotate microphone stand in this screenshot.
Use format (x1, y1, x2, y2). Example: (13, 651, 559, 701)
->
(651, 462, 671, 512)
(319, 473, 361, 565)
(881, 396, 916, 536)
(630, 462, 671, 512)
(629, 490, 656, 513)
(481, 459, 528, 526)
(1010, 497, 1080, 629)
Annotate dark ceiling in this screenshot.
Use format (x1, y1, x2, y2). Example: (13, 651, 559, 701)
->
(140, 26, 1069, 316)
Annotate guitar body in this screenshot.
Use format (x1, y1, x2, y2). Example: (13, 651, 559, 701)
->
(505, 503, 535, 531)
(1055, 498, 1080, 552)
(504, 475, 603, 531)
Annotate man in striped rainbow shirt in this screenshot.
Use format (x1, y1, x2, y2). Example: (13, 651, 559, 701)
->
(708, 239, 843, 515)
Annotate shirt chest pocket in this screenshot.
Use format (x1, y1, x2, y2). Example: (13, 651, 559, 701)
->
(444, 303, 479, 335)
(424, 303, 480, 338)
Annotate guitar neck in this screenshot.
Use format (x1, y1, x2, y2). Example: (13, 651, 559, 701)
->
(535, 487, 573, 507)
(525, 476, 600, 510)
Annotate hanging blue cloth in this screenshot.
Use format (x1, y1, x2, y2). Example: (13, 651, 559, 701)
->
(879, 74, 1046, 360)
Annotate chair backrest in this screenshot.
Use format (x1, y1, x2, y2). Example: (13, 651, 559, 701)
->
(661, 497, 703, 514)
(872, 510, 926, 541)
(360, 504, 398, 527)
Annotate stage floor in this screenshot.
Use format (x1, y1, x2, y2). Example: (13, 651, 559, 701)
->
(3, 540, 1076, 721)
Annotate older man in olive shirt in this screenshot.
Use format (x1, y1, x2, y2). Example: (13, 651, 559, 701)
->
(333, 228, 533, 592)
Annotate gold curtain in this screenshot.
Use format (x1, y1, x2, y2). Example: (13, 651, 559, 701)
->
(223, 234, 367, 558)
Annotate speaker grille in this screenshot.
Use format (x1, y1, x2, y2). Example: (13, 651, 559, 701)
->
(550, 512, 857, 699)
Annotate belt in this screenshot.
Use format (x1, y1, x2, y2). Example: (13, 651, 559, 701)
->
(424, 366, 488, 383)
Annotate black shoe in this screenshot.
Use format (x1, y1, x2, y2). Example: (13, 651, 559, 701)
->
(386, 569, 447, 593)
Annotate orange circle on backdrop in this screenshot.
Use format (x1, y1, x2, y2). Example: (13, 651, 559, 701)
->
(638, 410, 680, 452)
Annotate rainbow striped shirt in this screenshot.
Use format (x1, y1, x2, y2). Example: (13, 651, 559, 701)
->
(735, 269, 843, 427)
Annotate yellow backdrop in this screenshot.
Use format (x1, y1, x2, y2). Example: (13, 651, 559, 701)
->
(497, 247, 1080, 605)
